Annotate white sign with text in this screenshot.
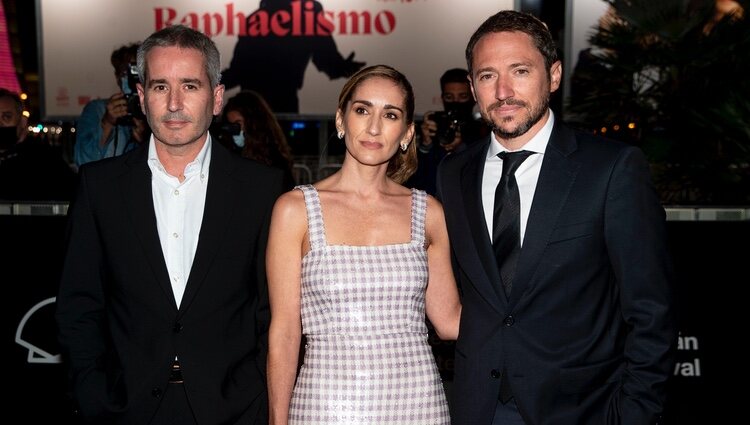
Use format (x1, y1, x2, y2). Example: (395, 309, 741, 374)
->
(39, 0, 512, 118)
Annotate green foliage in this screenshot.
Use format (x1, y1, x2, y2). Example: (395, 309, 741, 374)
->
(567, 0, 750, 204)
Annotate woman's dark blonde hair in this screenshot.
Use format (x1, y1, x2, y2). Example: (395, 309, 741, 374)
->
(336, 65, 417, 184)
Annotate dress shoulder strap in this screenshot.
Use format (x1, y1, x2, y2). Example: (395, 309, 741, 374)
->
(295, 184, 327, 249)
(410, 188, 427, 246)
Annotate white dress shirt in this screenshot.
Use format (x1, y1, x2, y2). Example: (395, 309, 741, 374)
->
(147, 136, 211, 308)
(481, 111, 555, 246)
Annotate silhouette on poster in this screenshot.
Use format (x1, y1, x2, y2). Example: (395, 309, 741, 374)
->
(222, 0, 366, 113)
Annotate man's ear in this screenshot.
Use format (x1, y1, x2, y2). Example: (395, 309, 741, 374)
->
(137, 83, 146, 115)
(550, 61, 562, 93)
(468, 73, 478, 102)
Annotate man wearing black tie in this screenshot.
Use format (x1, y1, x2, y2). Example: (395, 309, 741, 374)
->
(437, 11, 677, 425)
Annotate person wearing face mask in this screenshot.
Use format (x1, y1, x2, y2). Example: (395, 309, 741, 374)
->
(406, 68, 488, 195)
(219, 90, 296, 189)
(0, 88, 28, 149)
(0, 88, 75, 200)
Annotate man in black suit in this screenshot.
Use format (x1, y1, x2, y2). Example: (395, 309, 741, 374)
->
(56, 25, 283, 424)
(438, 11, 677, 425)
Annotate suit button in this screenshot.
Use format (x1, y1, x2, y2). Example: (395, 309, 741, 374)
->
(490, 369, 501, 379)
(173, 322, 183, 333)
(152, 388, 162, 398)
(503, 315, 515, 326)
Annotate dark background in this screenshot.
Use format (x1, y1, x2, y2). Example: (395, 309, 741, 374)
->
(3, 213, 745, 423)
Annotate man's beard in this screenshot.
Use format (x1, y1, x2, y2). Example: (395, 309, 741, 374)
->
(482, 93, 550, 140)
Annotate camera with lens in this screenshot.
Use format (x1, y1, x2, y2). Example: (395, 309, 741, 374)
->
(117, 63, 145, 126)
(429, 100, 477, 146)
(431, 109, 463, 146)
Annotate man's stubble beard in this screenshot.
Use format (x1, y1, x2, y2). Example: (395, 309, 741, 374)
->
(482, 92, 550, 140)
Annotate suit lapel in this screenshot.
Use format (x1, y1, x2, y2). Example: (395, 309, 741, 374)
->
(122, 148, 178, 311)
(453, 140, 506, 312)
(509, 123, 581, 309)
(178, 143, 237, 316)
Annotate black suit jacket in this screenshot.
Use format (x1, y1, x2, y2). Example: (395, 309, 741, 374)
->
(437, 121, 677, 425)
(56, 142, 283, 424)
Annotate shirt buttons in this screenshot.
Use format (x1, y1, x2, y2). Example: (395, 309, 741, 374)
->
(173, 189, 179, 196)
(173, 232, 179, 238)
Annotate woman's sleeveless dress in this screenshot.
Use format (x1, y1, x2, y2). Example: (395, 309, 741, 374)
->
(288, 184, 450, 424)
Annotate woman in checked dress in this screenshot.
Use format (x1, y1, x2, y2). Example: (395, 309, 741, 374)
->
(266, 65, 461, 424)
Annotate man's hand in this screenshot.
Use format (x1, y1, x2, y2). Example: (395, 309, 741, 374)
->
(442, 126, 463, 152)
(102, 93, 128, 127)
(341, 52, 366, 77)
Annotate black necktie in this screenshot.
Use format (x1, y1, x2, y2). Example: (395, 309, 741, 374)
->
(492, 150, 534, 297)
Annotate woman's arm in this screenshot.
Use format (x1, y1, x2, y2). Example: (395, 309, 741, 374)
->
(266, 190, 307, 425)
(424, 195, 462, 340)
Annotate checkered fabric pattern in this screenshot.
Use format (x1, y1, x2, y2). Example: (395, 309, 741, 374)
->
(289, 185, 449, 424)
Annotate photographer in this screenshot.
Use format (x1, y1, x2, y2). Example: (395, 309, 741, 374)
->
(74, 43, 149, 167)
(406, 68, 487, 194)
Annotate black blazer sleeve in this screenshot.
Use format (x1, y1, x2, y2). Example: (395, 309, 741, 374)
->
(55, 165, 127, 419)
(604, 146, 677, 424)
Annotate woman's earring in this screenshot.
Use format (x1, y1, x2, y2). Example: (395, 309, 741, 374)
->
(400, 143, 408, 152)
(337, 130, 344, 139)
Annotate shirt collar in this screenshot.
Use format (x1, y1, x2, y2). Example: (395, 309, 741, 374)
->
(487, 109, 555, 160)
(147, 134, 212, 179)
